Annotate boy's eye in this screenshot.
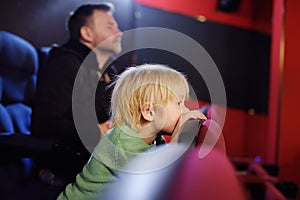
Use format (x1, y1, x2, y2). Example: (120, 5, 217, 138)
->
(177, 101, 182, 106)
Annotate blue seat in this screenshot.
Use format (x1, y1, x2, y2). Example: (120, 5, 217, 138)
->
(0, 30, 38, 135)
(0, 75, 14, 135)
(0, 31, 60, 189)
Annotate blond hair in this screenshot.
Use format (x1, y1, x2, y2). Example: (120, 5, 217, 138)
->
(111, 64, 189, 131)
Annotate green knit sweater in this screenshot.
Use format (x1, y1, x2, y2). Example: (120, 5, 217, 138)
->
(57, 126, 155, 200)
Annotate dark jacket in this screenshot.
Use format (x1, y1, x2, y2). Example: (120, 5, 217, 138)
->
(31, 39, 119, 157)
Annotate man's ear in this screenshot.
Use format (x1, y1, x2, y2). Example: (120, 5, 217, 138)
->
(80, 26, 93, 43)
(141, 103, 154, 122)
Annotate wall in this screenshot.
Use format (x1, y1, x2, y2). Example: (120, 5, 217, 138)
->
(278, 0, 300, 185)
(135, 0, 274, 161)
(135, 0, 272, 33)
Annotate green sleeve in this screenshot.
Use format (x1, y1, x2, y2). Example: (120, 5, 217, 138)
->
(57, 157, 117, 200)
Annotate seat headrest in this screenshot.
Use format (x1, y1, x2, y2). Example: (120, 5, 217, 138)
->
(197, 119, 227, 155)
(0, 30, 38, 76)
(0, 31, 38, 104)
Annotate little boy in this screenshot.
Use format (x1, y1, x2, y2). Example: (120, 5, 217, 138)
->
(57, 64, 206, 199)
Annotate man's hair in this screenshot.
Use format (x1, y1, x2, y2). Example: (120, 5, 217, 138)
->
(67, 3, 114, 40)
(111, 64, 189, 131)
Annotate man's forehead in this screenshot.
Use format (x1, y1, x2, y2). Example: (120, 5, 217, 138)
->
(89, 11, 117, 27)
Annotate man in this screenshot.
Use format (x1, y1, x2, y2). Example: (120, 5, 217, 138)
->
(31, 3, 123, 184)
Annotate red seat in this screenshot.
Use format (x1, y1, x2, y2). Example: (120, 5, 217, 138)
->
(196, 119, 226, 155)
(164, 145, 246, 200)
(102, 144, 246, 200)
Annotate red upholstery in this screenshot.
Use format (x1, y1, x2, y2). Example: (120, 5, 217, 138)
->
(196, 119, 226, 155)
(101, 144, 246, 200)
(164, 145, 247, 200)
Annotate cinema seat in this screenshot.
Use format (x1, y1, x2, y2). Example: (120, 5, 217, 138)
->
(0, 77, 14, 135)
(176, 118, 226, 155)
(196, 119, 226, 155)
(164, 145, 245, 200)
(0, 105, 14, 135)
(0, 30, 38, 135)
(0, 30, 59, 162)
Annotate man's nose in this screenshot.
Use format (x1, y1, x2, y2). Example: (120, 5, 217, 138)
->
(115, 28, 123, 37)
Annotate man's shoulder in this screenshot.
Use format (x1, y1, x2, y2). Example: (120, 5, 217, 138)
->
(43, 45, 85, 72)
(49, 45, 83, 60)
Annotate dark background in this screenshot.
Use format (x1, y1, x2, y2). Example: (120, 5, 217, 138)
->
(0, 1, 270, 114)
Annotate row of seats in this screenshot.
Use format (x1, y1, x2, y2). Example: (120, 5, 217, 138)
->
(0, 30, 55, 159)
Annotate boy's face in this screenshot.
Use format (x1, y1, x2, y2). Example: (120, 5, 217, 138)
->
(159, 89, 188, 134)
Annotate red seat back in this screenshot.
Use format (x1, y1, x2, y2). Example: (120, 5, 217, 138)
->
(197, 119, 226, 156)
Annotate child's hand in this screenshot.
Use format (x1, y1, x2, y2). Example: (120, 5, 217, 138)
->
(171, 110, 207, 143)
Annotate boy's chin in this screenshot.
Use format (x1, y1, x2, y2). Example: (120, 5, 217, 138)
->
(158, 130, 173, 136)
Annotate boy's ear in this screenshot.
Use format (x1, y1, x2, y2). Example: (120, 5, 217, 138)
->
(141, 103, 154, 122)
(80, 26, 93, 43)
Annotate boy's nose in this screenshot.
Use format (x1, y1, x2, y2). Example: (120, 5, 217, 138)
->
(181, 104, 190, 113)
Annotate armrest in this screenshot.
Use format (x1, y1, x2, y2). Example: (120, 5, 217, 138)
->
(0, 134, 59, 158)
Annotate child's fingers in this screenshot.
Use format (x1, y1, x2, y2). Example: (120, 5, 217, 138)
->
(184, 110, 207, 120)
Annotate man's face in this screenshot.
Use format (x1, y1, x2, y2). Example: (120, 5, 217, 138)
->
(88, 10, 122, 55)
